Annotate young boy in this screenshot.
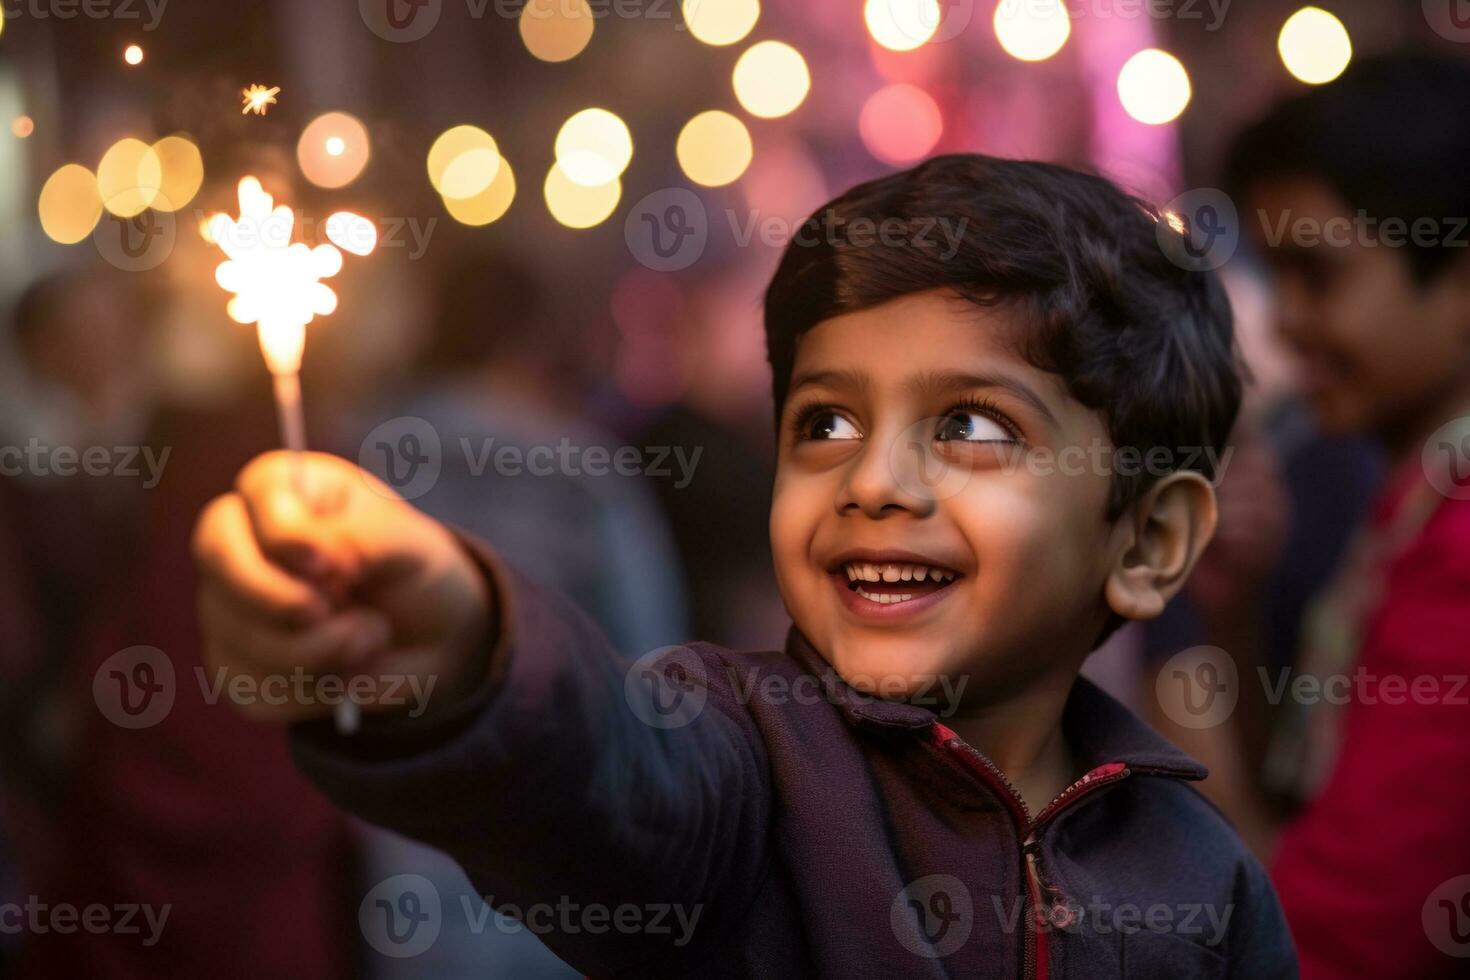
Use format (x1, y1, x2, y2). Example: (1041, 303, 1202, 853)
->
(192, 155, 1296, 978)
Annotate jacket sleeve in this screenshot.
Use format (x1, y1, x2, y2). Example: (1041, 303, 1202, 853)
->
(289, 535, 773, 977)
(1225, 850, 1299, 980)
(1270, 509, 1470, 979)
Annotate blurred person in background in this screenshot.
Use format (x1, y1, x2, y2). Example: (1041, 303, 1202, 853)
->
(627, 264, 789, 652)
(0, 263, 357, 979)
(344, 248, 688, 979)
(1153, 53, 1470, 978)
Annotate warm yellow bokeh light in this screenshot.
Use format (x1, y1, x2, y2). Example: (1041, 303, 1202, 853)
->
(555, 108, 633, 187)
(1117, 49, 1191, 125)
(682, 0, 759, 46)
(298, 112, 371, 189)
(0, 9, 6, 40)
(864, 0, 939, 52)
(97, 138, 162, 217)
(39, 164, 104, 245)
(150, 135, 204, 212)
(124, 44, 144, 66)
(544, 163, 620, 229)
(12, 116, 34, 138)
(993, 0, 1070, 62)
(427, 125, 502, 199)
(520, 0, 595, 62)
(732, 41, 810, 119)
(1278, 7, 1352, 85)
(677, 111, 752, 187)
(444, 158, 517, 226)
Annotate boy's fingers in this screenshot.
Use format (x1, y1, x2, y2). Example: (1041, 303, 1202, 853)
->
(235, 454, 359, 582)
(199, 584, 392, 673)
(193, 494, 331, 625)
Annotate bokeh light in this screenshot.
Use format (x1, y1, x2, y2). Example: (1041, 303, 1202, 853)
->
(97, 138, 162, 217)
(859, 83, 942, 164)
(428, 125, 502, 199)
(864, 0, 940, 52)
(124, 44, 144, 66)
(543, 163, 620, 229)
(1117, 49, 1191, 125)
(732, 41, 811, 119)
(682, 0, 760, 47)
(39, 164, 104, 244)
(11, 115, 34, 138)
(520, 0, 595, 62)
(677, 110, 753, 187)
(555, 108, 633, 187)
(298, 112, 371, 189)
(150, 135, 204, 212)
(325, 212, 379, 256)
(993, 0, 1071, 62)
(1278, 6, 1352, 85)
(443, 157, 517, 226)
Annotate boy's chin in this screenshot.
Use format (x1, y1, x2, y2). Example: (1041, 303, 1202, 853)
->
(824, 632, 973, 700)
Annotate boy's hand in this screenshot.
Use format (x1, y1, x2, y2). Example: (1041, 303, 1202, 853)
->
(192, 451, 491, 725)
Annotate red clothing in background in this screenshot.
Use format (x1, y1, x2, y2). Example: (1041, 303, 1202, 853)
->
(1272, 462, 1470, 978)
(0, 400, 355, 980)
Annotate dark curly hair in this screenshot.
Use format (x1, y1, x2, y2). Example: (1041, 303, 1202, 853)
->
(763, 153, 1241, 518)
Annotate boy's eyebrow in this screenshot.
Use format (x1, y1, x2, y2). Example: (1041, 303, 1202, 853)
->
(786, 368, 871, 396)
(908, 370, 1060, 428)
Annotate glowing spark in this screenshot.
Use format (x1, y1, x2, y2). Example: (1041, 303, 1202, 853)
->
(242, 84, 281, 116)
(209, 177, 342, 375)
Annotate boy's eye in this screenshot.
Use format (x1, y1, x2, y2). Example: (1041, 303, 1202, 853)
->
(806, 411, 861, 441)
(936, 411, 1015, 443)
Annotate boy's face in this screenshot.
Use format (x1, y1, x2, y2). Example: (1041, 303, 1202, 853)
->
(1247, 177, 1470, 437)
(770, 289, 1119, 704)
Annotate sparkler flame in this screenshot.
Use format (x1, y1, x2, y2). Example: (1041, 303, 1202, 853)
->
(210, 177, 342, 375)
(242, 84, 281, 116)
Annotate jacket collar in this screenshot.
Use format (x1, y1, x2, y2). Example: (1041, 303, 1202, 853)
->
(783, 626, 1206, 781)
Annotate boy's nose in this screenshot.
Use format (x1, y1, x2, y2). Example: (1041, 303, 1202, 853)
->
(836, 425, 940, 519)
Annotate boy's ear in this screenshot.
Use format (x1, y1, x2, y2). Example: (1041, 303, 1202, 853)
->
(1103, 472, 1218, 621)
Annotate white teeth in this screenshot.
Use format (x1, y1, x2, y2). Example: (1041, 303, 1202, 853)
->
(842, 560, 957, 585)
(854, 587, 917, 604)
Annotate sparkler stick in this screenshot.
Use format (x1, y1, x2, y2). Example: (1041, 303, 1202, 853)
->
(210, 176, 360, 734)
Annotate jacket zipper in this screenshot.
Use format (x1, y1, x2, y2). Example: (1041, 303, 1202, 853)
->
(934, 728, 1131, 980)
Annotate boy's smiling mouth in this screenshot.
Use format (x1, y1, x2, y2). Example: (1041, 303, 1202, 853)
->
(824, 550, 965, 619)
